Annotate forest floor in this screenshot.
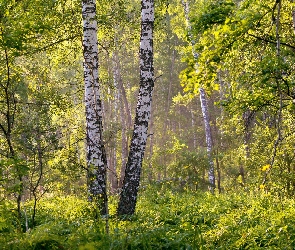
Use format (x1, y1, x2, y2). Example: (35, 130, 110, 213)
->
(1, 185, 295, 249)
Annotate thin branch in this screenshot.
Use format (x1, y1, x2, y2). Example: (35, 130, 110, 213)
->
(21, 35, 80, 56)
(248, 33, 295, 50)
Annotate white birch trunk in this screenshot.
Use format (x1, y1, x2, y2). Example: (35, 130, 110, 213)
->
(118, 0, 154, 215)
(199, 88, 215, 191)
(182, 0, 215, 191)
(82, 0, 107, 213)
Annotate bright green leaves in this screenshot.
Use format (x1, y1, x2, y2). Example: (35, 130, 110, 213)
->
(179, 50, 198, 95)
(1, 1, 44, 51)
(177, 0, 295, 191)
(190, 0, 235, 34)
(0, 0, 81, 56)
(179, 0, 277, 96)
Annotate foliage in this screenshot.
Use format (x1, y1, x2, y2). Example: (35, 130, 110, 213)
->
(1, 0, 295, 249)
(1, 189, 295, 249)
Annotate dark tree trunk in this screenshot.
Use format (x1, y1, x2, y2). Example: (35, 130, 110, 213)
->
(117, 0, 154, 216)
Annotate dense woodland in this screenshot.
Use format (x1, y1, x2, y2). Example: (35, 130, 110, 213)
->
(1, 0, 295, 249)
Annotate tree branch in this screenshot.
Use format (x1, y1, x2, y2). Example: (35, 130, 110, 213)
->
(248, 33, 295, 50)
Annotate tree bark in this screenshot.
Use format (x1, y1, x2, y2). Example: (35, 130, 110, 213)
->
(82, 0, 107, 214)
(112, 50, 131, 188)
(199, 88, 215, 191)
(117, 0, 154, 216)
(182, 0, 216, 192)
(1, 47, 23, 220)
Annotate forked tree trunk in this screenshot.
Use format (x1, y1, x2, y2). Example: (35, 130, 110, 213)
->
(117, 0, 154, 216)
(82, 0, 107, 214)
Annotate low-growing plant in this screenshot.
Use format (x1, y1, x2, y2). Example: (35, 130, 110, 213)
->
(2, 187, 295, 249)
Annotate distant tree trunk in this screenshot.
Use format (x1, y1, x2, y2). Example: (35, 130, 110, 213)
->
(262, 0, 282, 186)
(162, 51, 175, 179)
(148, 109, 154, 182)
(82, 0, 107, 215)
(118, 73, 132, 131)
(182, 0, 215, 192)
(112, 48, 132, 188)
(292, 0, 295, 34)
(1, 48, 23, 220)
(31, 132, 44, 228)
(215, 148, 222, 193)
(199, 88, 215, 192)
(117, 0, 154, 216)
(108, 70, 119, 193)
(216, 71, 225, 190)
(242, 109, 254, 184)
(190, 106, 197, 149)
(119, 101, 129, 188)
(112, 50, 129, 189)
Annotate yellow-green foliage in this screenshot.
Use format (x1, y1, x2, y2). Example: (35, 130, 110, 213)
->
(1, 188, 295, 249)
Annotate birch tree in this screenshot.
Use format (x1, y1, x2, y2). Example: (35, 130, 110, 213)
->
(182, 0, 215, 191)
(82, 0, 107, 214)
(199, 88, 215, 191)
(117, 0, 154, 216)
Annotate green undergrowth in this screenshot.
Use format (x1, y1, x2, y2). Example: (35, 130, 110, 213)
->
(1, 187, 295, 249)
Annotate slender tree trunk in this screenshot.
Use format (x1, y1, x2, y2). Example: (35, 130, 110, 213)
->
(190, 106, 197, 149)
(112, 50, 132, 188)
(119, 102, 129, 188)
(291, 0, 295, 34)
(161, 48, 175, 180)
(118, 75, 132, 131)
(216, 71, 225, 190)
(241, 109, 253, 184)
(215, 149, 222, 193)
(262, 0, 283, 186)
(106, 73, 117, 193)
(112, 51, 128, 189)
(117, 0, 154, 216)
(114, 52, 132, 130)
(148, 108, 154, 182)
(82, 0, 107, 215)
(199, 88, 215, 191)
(32, 131, 43, 228)
(1, 47, 23, 220)
(182, 0, 215, 192)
